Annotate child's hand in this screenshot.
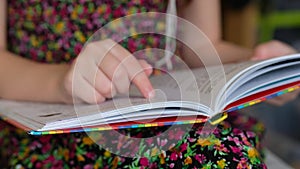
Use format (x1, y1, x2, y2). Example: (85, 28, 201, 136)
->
(62, 39, 154, 104)
(252, 40, 297, 60)
(266, 90, 300, 106)
(252, 40, 299, 106)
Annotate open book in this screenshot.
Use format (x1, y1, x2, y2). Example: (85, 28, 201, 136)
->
(0, 54, 300, 135)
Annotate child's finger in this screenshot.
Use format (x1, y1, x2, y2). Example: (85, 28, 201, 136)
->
(105, 39, 154, 98)
(73, 76, 106, 104)
(75, 44, 118, 98)
(94, 70, 117, 98)
(98, 52, 130, 94)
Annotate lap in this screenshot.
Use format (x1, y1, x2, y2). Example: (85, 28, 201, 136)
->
(0, 112, 266, 168)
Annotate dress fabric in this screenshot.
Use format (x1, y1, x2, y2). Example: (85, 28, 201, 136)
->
(1, 0, 267, 168)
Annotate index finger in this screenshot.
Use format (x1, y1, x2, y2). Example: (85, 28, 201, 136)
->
(103, 39, 154, 98)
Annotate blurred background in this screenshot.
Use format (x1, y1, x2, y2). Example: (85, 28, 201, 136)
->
(221, 0, 300, 167)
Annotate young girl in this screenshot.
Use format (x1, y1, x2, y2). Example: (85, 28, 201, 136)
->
(0, 0, 295, 168)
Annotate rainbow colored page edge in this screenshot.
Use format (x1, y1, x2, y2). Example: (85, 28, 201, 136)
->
(225, 83, 300, 113)
(28, 118, 208, 135)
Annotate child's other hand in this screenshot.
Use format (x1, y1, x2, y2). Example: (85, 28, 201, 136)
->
(252, 40, 299, 106)
(252, 40, 297, 60)
(266, 90, 300, 106)
(62, 39, 154, 104)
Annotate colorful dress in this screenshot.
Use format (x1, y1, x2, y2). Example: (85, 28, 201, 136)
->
(1, 0, 267, 168)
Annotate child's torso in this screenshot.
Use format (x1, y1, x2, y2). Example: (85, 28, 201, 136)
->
(7, 0, 168, 63)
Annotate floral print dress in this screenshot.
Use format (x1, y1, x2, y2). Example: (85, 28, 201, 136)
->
(1, 0, 267, 168)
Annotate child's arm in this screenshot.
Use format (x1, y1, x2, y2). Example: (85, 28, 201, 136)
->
(179, 0, 300, 106)
(0, 50, 71, 103)
(0, 1, 153, 104)
(179, 0, 252, 67)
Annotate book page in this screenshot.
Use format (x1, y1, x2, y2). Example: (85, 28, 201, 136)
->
(0, 100, 77, 128)
(227, 64, 300, 103)
(0, 97, 152, 129)
(0, 97, 209, 131)
(129, 61, 257, 113)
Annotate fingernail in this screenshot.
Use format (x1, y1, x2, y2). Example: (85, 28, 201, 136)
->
(145, 86, 155, 98)
(148, 89, 155, 98)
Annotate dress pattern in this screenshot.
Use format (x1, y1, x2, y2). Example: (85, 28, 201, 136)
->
(2, 0, 267, 168)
